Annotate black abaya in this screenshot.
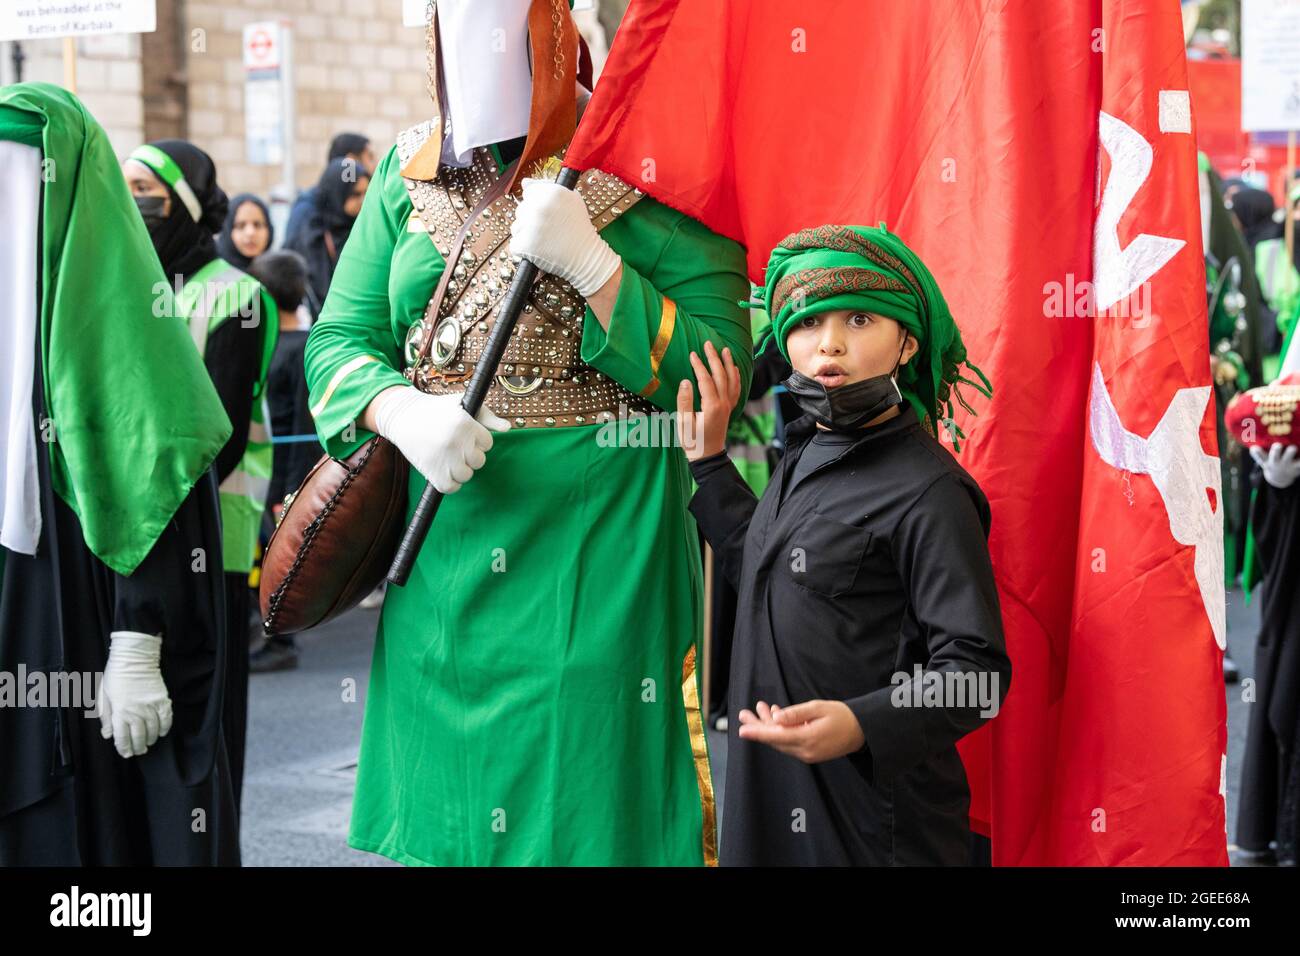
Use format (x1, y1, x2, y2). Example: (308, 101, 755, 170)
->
(1236, 476, 1300, 863)
(0, 340, 239, 865)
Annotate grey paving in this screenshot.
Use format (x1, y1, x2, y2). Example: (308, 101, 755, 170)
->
(239, 602, 395, 867)
(240, 585, 1261, 865)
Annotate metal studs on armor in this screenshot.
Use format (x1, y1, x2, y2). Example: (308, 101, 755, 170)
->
(431, 318, 461, 368)
(404, 323, 425, 366)
(398, 143, 655, 431)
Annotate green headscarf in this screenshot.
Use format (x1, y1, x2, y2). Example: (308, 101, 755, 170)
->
(754, 223, 992, 448)
(0, 83, 232, 575)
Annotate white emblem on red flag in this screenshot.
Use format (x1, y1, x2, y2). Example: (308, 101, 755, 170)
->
(1088, 362, 1226, 649)
(1093, 111, 1187, 312)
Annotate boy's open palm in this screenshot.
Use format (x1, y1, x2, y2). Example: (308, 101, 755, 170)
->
(676, 340, 741, 461)
(737, 699, 867, 763)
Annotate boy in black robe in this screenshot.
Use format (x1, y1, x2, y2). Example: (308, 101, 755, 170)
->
(679, 224, 1010, 865)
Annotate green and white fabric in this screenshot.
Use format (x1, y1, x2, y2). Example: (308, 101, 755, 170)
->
(180, 257, 278, 574)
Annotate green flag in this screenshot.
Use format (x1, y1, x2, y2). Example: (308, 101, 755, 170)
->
(0, 83, 232, 575)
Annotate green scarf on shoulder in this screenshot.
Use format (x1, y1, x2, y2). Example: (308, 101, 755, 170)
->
(0, 83, 231, 575)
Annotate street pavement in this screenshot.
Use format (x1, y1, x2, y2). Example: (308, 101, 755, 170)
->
(240, 586, 1262, 866)
(240, 601, 393, 867)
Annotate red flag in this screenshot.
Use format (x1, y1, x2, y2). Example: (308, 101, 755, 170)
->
(569, 0, 1228, 865)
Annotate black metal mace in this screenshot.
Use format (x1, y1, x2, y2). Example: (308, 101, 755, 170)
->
(387, 164, 583, 586)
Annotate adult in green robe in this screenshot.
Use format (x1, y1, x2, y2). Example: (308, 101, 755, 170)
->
(304, 3, 751, 865)
(0, 84, 238, 864)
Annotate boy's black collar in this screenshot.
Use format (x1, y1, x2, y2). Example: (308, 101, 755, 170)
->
(786, 403, 921, 449)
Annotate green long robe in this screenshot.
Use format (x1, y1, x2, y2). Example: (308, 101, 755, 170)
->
(0, 83, 231, 577)
(304, 143, 751, 865)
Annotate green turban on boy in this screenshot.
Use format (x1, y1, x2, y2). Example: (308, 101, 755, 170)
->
(755, 223, 992, 447)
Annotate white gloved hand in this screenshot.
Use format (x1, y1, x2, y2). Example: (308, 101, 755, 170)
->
(507, 177, 622, 297)
(1250, 443, 1300, 490)
(97, 631, 173, 759)
(372, 386, 510, 494)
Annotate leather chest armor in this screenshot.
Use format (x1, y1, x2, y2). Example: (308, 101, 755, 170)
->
(395, 121, 658, 428)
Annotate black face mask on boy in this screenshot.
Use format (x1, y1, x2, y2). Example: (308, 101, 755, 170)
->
(783, 332, 910, 433)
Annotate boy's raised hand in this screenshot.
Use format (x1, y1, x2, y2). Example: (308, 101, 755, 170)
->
(736, 699, 866, 763)
(676, 340, 741, 462)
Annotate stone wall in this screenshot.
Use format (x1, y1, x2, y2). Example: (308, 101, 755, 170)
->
(183, 0, 433, 198)
(0, 33, 145, 159)
(1, 1, 612, 198)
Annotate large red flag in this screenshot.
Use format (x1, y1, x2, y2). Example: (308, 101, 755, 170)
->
(568, 0, 1228, 865)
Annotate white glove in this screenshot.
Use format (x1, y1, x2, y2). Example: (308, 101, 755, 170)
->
(372, 386, 510, 494)
(1250, 443, 1300, 490)
(507, 177, 622, 297)
(97, 631, 173, 759)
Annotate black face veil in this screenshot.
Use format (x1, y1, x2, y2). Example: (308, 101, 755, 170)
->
(128, 139, 229, 280)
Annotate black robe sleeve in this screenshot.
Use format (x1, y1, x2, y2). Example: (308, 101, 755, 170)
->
(689, 450, 759, 592)
(1252, 476, 1300, 585)
(843, 472, 1010, 780)
(116, 471, 228, 780)
(266, 333, 320, 510)
(112, 475, 220, 640)
(285, 342, 323, 488)
(204, 312, 262, 484)
(748, 345, 792, 398)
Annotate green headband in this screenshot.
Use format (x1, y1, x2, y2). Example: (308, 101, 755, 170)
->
(128, 144, 202, 223)
(753, 223, 992, 447)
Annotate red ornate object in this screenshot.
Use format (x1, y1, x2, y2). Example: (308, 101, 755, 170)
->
(1226, 373, 1300, 449)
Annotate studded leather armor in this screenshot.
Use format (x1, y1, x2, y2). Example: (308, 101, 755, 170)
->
(395, 121, 658, 429)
